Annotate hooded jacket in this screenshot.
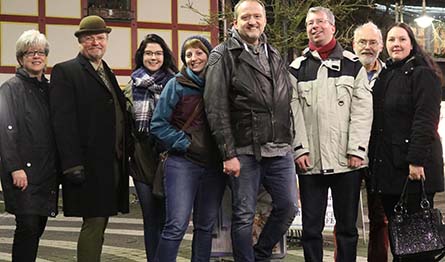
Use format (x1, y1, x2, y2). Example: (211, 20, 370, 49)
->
(0, 68, 59, 217)
(289, 43, 373, 175)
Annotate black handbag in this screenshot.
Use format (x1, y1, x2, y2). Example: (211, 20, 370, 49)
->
(151, 100, 203, 199)
(152, 151, 167, 198)
(131, 133, 158, 185)
(388, 177, 445, 261)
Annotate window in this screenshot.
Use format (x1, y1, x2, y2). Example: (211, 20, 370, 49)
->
(88, 0, 132, 21)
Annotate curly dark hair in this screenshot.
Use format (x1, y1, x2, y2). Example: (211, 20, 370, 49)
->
(133, 34, 178, 73)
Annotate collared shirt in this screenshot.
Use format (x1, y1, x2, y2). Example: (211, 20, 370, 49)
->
(366, 59, 381, 81)
(368, 59, 385, 88)
(244, 41, 271, 78)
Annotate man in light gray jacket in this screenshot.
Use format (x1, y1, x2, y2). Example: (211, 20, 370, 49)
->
(289, 7, 372, 261)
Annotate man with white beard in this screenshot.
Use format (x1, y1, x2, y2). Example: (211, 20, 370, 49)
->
(352, 21, 388, 262)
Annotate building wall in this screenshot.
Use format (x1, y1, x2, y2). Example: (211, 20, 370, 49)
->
(0, 0, 218, 86)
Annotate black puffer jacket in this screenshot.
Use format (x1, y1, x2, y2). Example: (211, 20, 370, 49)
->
(369, 55, 444, 195)
(0, 68, 59, 217)
(204, 32, 294, 160)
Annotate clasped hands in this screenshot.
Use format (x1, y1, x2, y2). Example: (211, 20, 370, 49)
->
(295, 154, 364, 172)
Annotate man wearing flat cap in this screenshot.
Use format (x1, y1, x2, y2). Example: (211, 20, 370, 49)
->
(50, 15, 131, 261)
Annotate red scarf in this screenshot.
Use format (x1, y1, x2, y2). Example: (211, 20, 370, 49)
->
(309, 38, 337, 60)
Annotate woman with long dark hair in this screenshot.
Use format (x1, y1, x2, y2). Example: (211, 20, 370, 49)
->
(369, 22, 444, 261)
(125, 33, 178, 261)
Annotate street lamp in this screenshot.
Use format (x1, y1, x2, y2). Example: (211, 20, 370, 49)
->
(415, 0, 434, 28)
(395, 0, 404, 22)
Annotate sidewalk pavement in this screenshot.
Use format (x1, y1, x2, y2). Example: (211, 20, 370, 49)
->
(0, 195, 370, 262)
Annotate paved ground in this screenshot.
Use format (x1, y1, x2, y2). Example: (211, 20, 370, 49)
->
(0, 189, 365, 262)
(2, 189, 444, 261)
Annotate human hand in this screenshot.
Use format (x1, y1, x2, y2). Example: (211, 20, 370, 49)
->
(295, 154, 310, 172)
(11, 169, 28, 191)
(223, 157, 240, 177)
(348, 155, 363, 168)
(408, 164, 425, 181)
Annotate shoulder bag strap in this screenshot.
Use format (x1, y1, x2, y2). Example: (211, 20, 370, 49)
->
(181, 99, 203, 131)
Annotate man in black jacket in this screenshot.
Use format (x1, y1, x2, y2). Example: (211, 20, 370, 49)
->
(50, 15, 130, 261)
(204, 0, 298, 261)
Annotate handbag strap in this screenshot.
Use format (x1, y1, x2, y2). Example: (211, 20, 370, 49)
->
(395, 176, 430, 214)
(435, 250, 445, 262)
(181, 99, 203, 131)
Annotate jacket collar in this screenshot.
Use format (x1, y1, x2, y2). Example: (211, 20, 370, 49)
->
(77, 53, 112, 92)
(176, 67, 203, 90)
(16, 67, 48, 84)
(227, 29, 275, 79)
(303, 42, 344, 72)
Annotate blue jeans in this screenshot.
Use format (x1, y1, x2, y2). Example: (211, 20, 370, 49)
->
(230, 153, 298, 262)
(154, 155, 226, 262)
(134, 179, 165, 262)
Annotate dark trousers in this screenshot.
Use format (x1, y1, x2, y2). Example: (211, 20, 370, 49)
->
(381, 193, 436, 262)
(134, 179, 165, 262)
(229, 153, 298, 262)
(367, 190, 389, 262)
(12, 214, 48, 262)
(77, 217, 109, 262)
(299, 170, 362, 262)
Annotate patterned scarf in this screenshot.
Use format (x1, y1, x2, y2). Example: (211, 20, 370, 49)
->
(131, 67, 173, 132)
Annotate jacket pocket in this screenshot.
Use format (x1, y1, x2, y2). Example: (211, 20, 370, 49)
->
(21, 148, 56, 185)
(338, 131, 349, 166)
(185, 127, 210, 166)
(298, 84, 312, 106)
(233, 77, 255, 95)
(392, 137, 409, 168)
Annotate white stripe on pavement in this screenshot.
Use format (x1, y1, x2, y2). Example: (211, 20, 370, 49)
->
(286, 249, 367, 261)
(0, 225, 195, 240)
(0, 238, 190, 262)
(0, 252, 52, 262)
(0, 225, 144, 236)
(0, 213, 143, 224)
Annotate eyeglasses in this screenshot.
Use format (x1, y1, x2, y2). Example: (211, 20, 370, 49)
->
(82, 35, 107, 44)
(356, 39, 379, 48)
(24, 50, 46, 58)
(306, 19, 330, 27)
(144, 51, 163, 57)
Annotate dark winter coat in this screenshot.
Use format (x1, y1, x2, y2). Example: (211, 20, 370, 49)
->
(369, 55, 444, 195)
(204, 32, 294, 160)
(50, 53, 131, 217)
(0, 68, 59, 217)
